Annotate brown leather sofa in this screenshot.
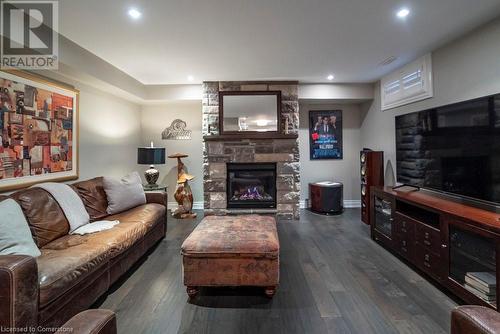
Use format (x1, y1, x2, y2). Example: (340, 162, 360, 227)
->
(451, 306, 500, 334)
(57, 309, 117, 334)
(0, 177, 167, 331)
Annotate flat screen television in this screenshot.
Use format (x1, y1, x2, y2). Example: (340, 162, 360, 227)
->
(395, 93, 500, 208)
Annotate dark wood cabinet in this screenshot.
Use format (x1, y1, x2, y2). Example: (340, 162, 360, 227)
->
(370, 190, 394, 248)
(371, 186, 500, 310)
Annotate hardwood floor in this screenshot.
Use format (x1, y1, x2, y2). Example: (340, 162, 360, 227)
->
(96, 209, 458, 334)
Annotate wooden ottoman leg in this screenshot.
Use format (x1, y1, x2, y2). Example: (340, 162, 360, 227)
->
(264, 286, 277, 298)
(186, 286, 199, 298)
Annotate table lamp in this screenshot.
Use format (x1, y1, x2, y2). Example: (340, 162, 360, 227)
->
(137, 142, 166, 188)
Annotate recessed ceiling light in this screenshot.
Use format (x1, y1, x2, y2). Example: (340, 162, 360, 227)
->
(187, 75, 194, 82)
(396, 8, 410, 19)
(327, 74, 334, 81)
(128, 8, 142, 20)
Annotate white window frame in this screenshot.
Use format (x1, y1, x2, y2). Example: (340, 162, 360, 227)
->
(381, 53, 433, 111)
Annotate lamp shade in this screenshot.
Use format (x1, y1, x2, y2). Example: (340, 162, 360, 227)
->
(137, 147, 166, 165)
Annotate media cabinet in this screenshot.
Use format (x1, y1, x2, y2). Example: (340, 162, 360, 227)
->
(371, 186, 500, 310)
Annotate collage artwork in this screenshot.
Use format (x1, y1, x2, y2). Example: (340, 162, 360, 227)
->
(0, 72, 76, 185)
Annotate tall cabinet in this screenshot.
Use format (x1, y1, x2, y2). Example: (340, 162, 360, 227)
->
(371, 186, 500, 310)
(360, 150, 384, 225)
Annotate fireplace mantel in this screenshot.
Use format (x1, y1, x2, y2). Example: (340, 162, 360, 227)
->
(203, 133, 298, 141)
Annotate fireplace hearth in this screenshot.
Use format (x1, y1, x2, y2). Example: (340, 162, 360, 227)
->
(227, 163, 277, 209)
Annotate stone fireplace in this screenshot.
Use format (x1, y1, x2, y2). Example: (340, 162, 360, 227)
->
(202, 81, 300, 219)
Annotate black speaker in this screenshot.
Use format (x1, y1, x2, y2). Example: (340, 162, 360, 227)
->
(309, 181, 343, 215)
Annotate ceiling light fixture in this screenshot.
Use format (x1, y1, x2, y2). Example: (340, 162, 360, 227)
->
(128, 8, 142, 20)
(327, 74, 334, 81)
(187, 75, 194, 82)
(396, 8, 410, 19)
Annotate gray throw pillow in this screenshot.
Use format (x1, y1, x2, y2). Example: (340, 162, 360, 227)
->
(103, 172, 146, 215)
(0, 199, 41, 257)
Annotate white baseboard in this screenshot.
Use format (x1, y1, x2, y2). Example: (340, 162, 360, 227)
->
(168, 201, 204, 210)
(299, 200, 361, 209)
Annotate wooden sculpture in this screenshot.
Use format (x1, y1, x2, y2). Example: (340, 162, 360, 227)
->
(168, 153, 197, 219)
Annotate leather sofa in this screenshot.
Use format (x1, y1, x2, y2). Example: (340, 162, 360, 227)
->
(57, 309, 117, 334)
(451, 306, 500, 334)
(0, 177, 167, 331)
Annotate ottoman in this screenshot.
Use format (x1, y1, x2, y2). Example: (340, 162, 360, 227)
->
(181, 215, 280, 298)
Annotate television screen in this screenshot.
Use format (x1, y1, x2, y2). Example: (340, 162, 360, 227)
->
(396, 93, 500, 205)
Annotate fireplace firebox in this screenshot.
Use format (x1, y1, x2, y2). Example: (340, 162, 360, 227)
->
(227, 163, 277, 209)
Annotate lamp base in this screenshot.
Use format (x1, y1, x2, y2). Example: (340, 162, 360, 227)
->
(144, 165, 159, 186)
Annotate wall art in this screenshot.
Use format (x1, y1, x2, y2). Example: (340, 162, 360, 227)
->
(309, 110, 343, 160)
(0, 70, 79, 191)
(162, 119, 192, 140)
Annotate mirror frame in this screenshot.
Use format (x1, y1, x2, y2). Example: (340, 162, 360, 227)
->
(219, 90, 282, 135)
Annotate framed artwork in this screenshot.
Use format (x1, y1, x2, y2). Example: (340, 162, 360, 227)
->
(309, 110, 343, 160)
(0, 70, 79, 191)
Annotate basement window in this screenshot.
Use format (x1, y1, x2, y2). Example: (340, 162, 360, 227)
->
(381, 53, 433, 111)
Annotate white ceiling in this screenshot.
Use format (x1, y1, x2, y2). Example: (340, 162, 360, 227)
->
(58, 0, 500, 85)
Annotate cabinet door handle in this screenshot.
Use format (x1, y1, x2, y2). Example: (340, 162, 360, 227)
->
(402, 221, 406, 227)
(424, 232, 429, 239)
(424, 261, 431, 268)
(424, 254, 430, 261)
(424, 240, 431, 246)
(441, 244, 448, 249)
(402, 240, 407, 247)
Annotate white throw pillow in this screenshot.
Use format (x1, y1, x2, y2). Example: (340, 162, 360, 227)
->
(0, 199, 41, 257)
(103, 172, 146, 215)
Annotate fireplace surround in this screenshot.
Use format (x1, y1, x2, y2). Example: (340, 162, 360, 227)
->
(227, 163, 277, 209)
(202, 81, 300, 219)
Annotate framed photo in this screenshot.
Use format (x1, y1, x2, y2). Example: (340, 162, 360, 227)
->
(309, 110, 343, 160)
(0, 70, 79, 191)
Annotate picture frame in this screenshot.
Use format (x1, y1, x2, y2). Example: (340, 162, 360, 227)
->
(0, 70, 79, 191)
(309, 110, 343, 160)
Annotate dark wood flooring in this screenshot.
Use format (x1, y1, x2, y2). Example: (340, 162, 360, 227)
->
(96, 209, 458, 334)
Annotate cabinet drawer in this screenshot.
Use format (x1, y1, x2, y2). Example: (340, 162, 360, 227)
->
(393, 233, 415, 261)
(416, 223, 441, 254)
(415, 245, 443, 280)
(394, 213, 416, 236)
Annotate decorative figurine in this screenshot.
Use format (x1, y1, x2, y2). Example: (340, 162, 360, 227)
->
(168, 153, 197, 219)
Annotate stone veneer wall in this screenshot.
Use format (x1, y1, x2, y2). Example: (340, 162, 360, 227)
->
(202, 81, 300, 219)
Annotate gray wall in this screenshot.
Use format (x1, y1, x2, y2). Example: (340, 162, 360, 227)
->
(140, 100, 364, 207)
(299, 103, 362, 204)
(360, 17, 500, 184)
(77, 84, 142, 180)
(140, 101, 203, 207)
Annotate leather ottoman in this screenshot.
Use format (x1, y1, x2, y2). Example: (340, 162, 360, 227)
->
(181, 215, 280, 298)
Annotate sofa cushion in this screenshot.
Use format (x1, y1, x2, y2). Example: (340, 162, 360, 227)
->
(11, 188, 70, 248)
(181, 215, 279, 259)
(106, 203, 165, 229)
(72, 177, 108, 222)
(103, 172, 146, 215)
(0, 198, 41, 257)
(37, 203, 164, 307)
(37, 236, 112, 308)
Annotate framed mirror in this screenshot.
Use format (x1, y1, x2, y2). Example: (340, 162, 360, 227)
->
(219, 91, 281, 134)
